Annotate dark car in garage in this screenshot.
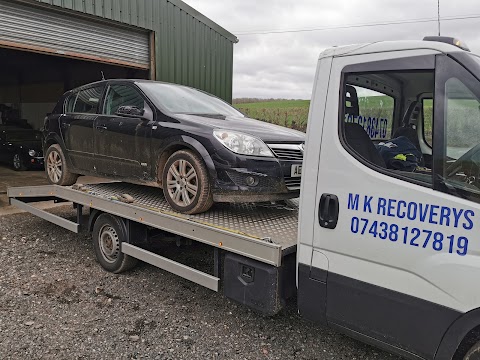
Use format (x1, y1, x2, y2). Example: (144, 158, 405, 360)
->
(0, 127, 44, 170)
(43, 80, 305, 214)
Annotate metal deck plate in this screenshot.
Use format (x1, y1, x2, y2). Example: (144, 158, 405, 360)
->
(81, 183, 299, 250)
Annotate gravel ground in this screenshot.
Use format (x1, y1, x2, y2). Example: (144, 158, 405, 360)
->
(0, 207, 404, 360)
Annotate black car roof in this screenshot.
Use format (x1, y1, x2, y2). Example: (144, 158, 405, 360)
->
(68, 79, 187, 94)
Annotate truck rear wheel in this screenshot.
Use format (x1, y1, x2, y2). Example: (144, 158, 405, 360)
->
(465, 341, 480, 360)
(92, 214, 137, 273)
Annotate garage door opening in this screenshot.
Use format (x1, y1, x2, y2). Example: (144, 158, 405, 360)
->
(0, 47, 149, 130)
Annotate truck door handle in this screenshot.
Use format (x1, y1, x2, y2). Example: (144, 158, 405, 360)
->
(318, 193, 339, 229)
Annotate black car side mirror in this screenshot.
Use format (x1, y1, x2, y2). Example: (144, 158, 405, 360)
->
(116, 105, 146, 118)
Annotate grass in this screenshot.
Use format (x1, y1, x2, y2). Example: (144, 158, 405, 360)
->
(235, 100, 310, 132)
(234, 97, 395, 133)
(236, 99, 310, 109)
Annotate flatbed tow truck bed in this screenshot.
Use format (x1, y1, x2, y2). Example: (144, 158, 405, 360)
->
(7, 182, 299, 294)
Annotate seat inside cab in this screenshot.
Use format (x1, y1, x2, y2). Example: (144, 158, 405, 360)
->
(343, 71, 434, 182)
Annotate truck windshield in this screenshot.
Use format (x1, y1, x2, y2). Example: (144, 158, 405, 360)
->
(138, 83, 243, 117)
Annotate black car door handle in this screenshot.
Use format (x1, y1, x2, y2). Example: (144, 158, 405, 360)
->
(62, 123, 70, 129)
(318, 193, 339, 229)
(96, 125, 107, 131)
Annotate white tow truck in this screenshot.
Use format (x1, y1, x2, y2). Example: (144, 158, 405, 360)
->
(8, 36, 480, 359)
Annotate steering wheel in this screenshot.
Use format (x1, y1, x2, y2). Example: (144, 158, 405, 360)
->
(446, 143, 480, 178)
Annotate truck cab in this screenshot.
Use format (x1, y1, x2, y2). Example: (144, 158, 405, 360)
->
(298, 37, 480, 359)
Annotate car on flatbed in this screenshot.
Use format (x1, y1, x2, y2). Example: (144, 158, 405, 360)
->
(42, 80, 305, 214)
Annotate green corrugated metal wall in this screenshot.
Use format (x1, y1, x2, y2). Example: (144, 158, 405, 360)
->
(32, 0, 236, 102)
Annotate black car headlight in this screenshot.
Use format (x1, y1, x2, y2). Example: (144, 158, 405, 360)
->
(213, 130, 274, 157)
(28, 150, 36, 157)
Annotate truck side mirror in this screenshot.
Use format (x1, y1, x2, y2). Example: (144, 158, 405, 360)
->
(116, 105, 145, 118)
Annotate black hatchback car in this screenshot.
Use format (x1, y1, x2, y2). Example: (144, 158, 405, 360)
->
(0, 127, 44, 170)
(43, 80, 305, 214)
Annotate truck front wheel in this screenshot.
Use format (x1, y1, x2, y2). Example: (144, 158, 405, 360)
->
(92, 214, 137, 273)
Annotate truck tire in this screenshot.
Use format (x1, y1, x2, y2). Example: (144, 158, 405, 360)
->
(465, 341, 480, 360)
(45, 144, 78, 186)
(162, 149, 213, 214)
(92, 214, 138, 273)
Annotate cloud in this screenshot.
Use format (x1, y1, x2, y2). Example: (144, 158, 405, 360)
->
(184, 0, 480, 99)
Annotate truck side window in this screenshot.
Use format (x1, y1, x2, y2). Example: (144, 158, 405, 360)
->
(442, 77, 480, 198)
(345, 84, 394, 141)
(341, 70, 434, 185)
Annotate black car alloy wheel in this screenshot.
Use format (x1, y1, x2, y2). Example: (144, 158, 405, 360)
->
(162, 150, 213, 214)
(46, 149, 62, 183)
(45, 144, 78, 186)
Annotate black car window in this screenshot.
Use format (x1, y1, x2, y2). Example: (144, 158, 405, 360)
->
(73, 86, 104, 114)
(65, 93, 77, 113)
(103, 84, 146, 115)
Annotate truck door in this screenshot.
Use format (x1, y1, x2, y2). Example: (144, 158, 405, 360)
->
(305, 51, 480, 359)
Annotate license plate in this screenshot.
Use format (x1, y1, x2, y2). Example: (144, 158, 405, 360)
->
(291, 164, 302, 177)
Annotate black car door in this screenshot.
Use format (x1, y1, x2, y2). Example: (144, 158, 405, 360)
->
(94, 83, 153, 179)
(59, 85, 105, 172)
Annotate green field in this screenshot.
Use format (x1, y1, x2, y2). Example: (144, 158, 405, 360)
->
(234, 97, 394, 133)
(235, 100, 310, 132)
(236, 99, 310, 109)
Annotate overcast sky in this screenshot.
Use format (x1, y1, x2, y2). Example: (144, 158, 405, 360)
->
(183, 0, 480, 100)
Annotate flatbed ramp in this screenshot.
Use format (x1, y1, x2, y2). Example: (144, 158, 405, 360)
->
(7, 182, 299, 267)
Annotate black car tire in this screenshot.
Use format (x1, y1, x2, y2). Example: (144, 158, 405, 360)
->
(92, 213, 138, 273)
(464, 341, 480, 360)
(45, 144, 78, 186)
(162, 149, 213, 214)
(12, 153, 26, 171)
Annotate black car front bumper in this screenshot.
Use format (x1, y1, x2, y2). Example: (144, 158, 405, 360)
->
(27, 156, 44, 169)
(211, 155, 301, 203)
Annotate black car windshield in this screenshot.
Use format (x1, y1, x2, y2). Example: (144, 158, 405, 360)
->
(5, 131, 41, 142)
(138, 82, 243, 117)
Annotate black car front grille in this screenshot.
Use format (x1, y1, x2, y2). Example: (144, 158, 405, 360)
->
(284, 176, 301, 190)
(268, 144, 304, 161)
